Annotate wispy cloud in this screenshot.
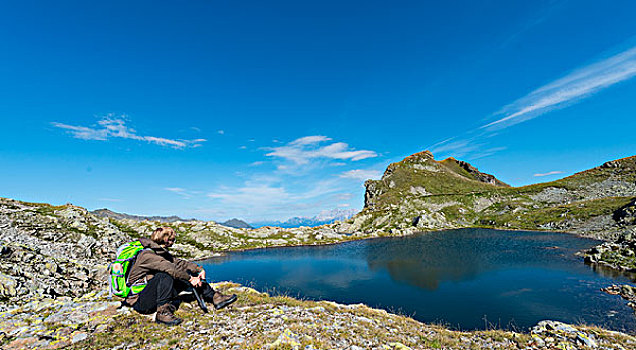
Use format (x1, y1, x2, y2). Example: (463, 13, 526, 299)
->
(98, 198, 122, 202)
(208, 184, 290, 206)
(52, 123, 108, 140)
(205, 177, 352, 220)
(52, 115, 206, 149)
(483, 45, 636, 131)
(533, 171, 564, 177)
(265, 135, 377, 164)
(197, 136, 377, 220)
(164, 187, 201, 199)
(430, 44, 636, 159)
(339, 169, 382, 181)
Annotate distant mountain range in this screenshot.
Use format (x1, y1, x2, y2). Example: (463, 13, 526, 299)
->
(91, 208, 196, 223)
(250, 208, 358, 228)
(91, 208, 354, 229)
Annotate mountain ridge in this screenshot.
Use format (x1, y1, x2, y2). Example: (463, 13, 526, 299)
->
(220, 218, 253, 229)
(348, 151, 636, 241)
(91, 208, 196, 223)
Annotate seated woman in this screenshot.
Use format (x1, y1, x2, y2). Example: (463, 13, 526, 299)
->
(125, 227, 237, 325)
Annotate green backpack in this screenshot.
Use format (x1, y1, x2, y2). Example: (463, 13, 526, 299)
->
(108, 241, 149, 298)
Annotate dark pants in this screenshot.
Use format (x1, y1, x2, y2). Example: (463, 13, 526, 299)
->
(132, 272, 215, 314)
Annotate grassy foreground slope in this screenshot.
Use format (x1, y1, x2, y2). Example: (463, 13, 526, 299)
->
(347, 151, 636, 240)
(4, 282, 636, 349)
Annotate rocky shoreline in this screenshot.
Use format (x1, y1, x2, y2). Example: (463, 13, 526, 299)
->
(582, 238, 636, 273)
(581, 236, 636, 315)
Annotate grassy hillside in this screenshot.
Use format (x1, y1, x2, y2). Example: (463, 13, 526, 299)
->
(350, 152, 636, 240)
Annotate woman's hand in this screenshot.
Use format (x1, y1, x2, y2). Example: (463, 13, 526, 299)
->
(189, 275, 202, 287)
(198, 268, 206, 281)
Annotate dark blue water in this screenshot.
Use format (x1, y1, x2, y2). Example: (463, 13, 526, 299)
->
(201, 228, 636, 332)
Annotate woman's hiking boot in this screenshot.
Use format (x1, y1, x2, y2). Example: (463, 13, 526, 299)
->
(212, 292, 237, 310)
(156, 303, 182, 326)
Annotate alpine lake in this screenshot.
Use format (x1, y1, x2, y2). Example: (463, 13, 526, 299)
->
(200, 228, 636, 332)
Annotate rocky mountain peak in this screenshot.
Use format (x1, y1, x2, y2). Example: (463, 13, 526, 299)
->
(441, 157, 509, 187)
(600, 155, 636, 171)
(381, 150, 436, 180)
(365, 151, 510, 210)
(404, 150, 436, 162)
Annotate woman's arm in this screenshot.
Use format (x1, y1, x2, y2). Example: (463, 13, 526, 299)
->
(134, 250, 192, 281)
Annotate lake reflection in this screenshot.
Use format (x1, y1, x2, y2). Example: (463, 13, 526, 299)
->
(201, 228, 636, 331)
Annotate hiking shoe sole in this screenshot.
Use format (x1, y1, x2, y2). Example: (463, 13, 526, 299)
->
(214, 294, 237, 310)
(156, 317, 183, 326)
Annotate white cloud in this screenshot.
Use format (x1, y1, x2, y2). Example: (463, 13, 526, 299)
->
(290, 135, 331, 146)
(52, 115, 206, 149)
(165, 187, 187, 193)
(207, 184, 291, 211)
(51, 123, 108, 140)
(265, 135, 377, 164)
(217, 130, 225, 135)
(164, 187, 205, 200)
(204, 177, 352, 220)
(339, 169, 382, 181)
(98, 198, 122, 202)
(533, 171, 564, 177)
(164, 187, 195, 199)
(483, 45, 636, 131)
(198, 136, 378, 220)
(430, 44, 636, 160)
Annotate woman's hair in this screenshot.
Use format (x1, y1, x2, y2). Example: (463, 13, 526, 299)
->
(150, 227, 176, 245)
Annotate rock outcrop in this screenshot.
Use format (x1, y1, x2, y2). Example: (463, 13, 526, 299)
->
(602, 284, 636, 314)
(0, 198, 129, 305)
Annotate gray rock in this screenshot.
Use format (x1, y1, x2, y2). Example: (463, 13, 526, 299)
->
(576, 331, 597, 348)
(72, 332, 89, 343)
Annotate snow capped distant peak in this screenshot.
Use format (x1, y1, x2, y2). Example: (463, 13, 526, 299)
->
(250, 208, 359, 228)
(315, 208, 358, 221)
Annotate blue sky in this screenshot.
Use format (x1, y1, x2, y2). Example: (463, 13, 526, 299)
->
(1, 1, 635, 222)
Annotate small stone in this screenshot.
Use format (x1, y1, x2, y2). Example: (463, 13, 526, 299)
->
(576, 332, 597, 348)
(7, 336, 38, 349)
(72, 331, 89, 343)
(269, 328, 302, 349)
(530, 335, 546, 348)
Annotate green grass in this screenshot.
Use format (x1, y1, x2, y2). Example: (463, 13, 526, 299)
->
(108, 219, 142, 238)
(357, 150, 636, 234)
